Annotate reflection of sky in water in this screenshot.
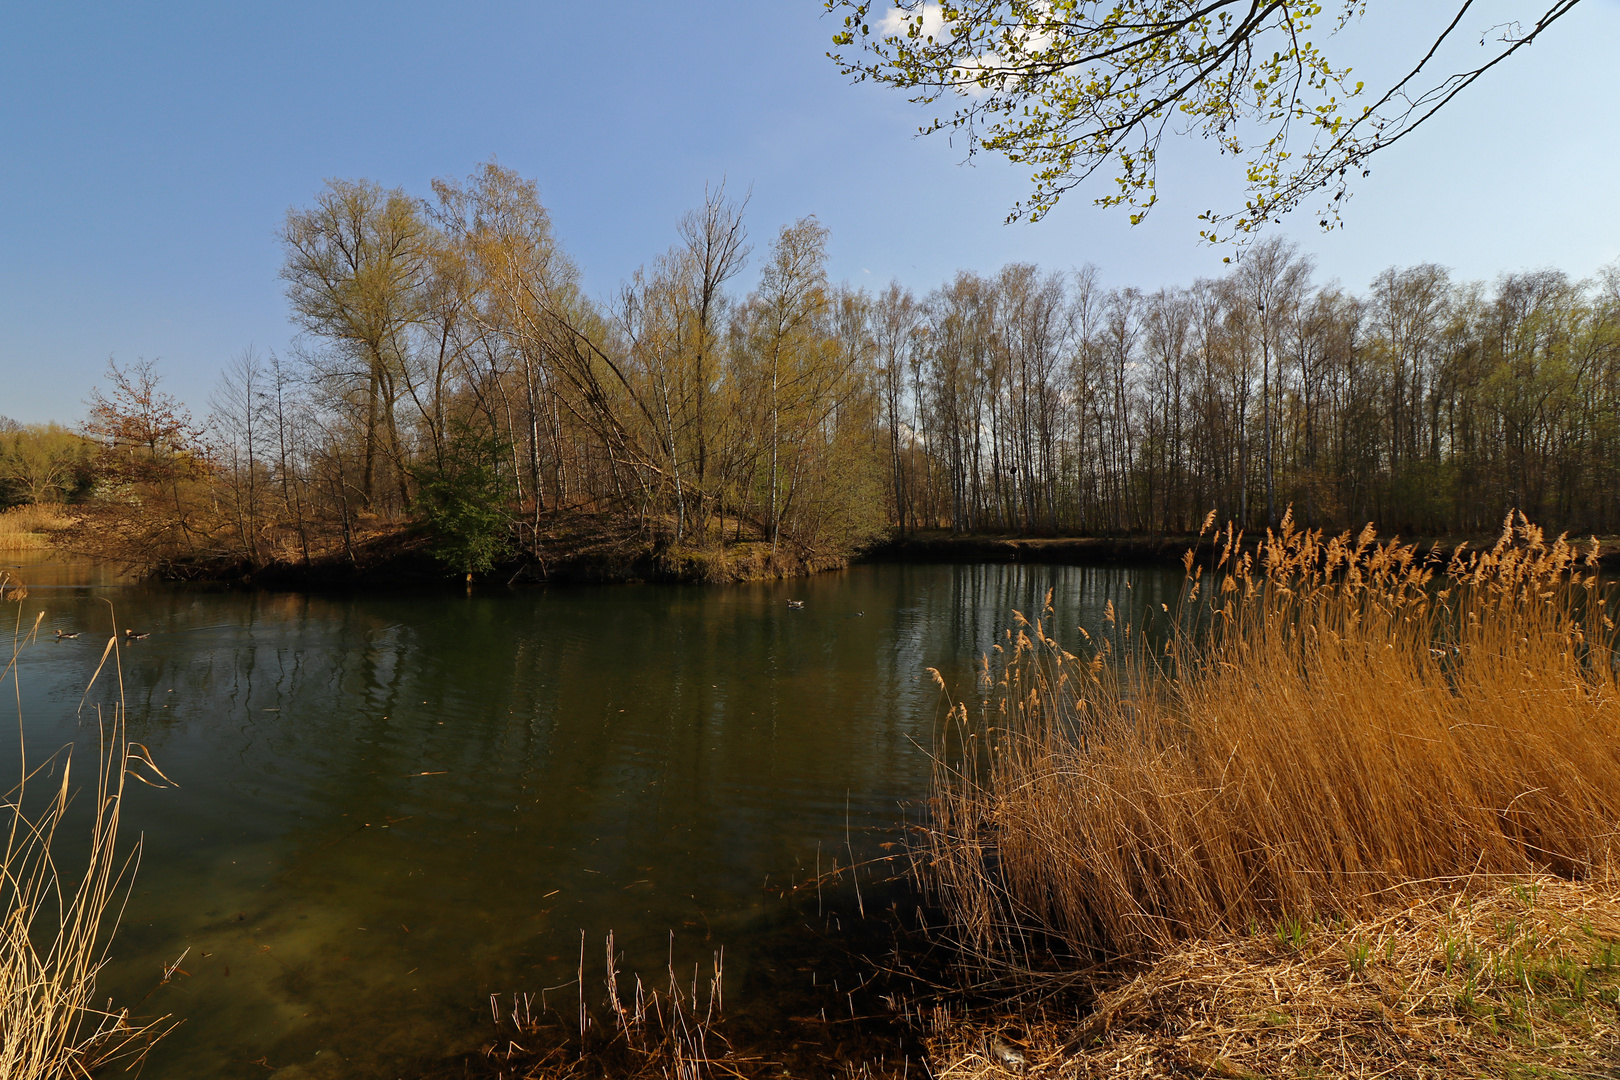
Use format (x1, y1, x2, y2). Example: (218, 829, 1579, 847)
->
(4, 559, 1183, 1078)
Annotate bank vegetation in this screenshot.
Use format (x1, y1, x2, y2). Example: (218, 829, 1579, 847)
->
(4, 165, 1619, 581)
(917, 513, 1620, 1078)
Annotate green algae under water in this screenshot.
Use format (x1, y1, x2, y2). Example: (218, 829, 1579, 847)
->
(3, 553, 1182, 1078)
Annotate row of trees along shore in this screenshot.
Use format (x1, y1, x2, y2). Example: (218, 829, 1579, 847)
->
(6, 163, 1619, 577)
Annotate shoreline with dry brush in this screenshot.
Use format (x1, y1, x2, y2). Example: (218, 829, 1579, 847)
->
(0, 504, 77, 554)
(437, 513, 1620, 1080)
(15, 497, 1619, 588)
(910, 513, 1620, 1080)
(7, 512, 1620, 1078)
(8, 504, 856, 587)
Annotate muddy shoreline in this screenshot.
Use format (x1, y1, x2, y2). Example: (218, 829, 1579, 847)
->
(32, 523, 1620, 590)
(870, 529, 1620, 571)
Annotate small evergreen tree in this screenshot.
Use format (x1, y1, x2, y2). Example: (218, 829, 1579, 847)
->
(413, 428, 513, 577)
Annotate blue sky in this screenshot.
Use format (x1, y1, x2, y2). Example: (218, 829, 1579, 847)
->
(3, 1, 1617, 425)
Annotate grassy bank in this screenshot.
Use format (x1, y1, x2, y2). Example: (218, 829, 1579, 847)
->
(40, 497, 1620, 586)
(0, 504, 75, 552)
(46, 506, 854, 588)
(928, 877, 1620, 1079)
(911, 513, 1620, 1078)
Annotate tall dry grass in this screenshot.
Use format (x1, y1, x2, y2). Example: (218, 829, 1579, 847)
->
(0, 505, 74, 551)
(0, 575, 174, 1076)
(924, 512, 1620, 966)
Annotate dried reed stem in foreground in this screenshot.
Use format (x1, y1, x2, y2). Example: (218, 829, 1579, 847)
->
(1, 578, 174, 1077)
(925, 513, 1620, 965)
(486, 932, 730, 1080)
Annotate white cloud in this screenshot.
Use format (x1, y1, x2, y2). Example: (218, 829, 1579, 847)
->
(874, 2, 1048, 98)
(877, 3, 947, 40)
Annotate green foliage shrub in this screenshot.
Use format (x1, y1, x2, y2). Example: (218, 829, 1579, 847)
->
(413, 429, 514, 576)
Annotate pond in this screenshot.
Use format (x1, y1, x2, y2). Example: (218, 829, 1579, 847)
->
(2, 553, 1185, 1078)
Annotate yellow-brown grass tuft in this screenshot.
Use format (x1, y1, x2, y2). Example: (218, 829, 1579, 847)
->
(926, 876, 1620, 1080)
(924, 511, 1620, 965)
(0, 504, 76, 551)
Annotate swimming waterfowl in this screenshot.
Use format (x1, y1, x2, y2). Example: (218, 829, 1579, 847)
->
(53, 629, 80, 640)
(124, 629, 150, 640)
(786, 600, 804, 610)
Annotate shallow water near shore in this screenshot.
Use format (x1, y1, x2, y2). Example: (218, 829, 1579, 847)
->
(3, 553, 1182, 1078)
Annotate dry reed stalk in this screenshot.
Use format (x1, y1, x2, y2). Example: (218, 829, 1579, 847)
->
(924, 511, 1620, 965)
(926, 875, 1620, 1080)
(0, 573, 175, 1077)
(486, 932, 734, 1080)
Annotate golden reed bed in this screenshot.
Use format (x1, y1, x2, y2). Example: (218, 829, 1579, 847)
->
(0, 504, 74, 550)
(917, 512, 1620, 1078)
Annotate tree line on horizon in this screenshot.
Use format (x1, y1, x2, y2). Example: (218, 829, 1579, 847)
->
(4, 163, 1618, 574)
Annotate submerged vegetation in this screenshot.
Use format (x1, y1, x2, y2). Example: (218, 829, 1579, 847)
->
(914, 513, 1620, 1077)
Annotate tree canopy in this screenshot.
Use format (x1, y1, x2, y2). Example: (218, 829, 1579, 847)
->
(825, 0, 1582, 241)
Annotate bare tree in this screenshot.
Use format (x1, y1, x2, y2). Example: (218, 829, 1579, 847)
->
(677, 183, 750, 533)
(209, 347, 269, 564)
(281, 179, 433, 510)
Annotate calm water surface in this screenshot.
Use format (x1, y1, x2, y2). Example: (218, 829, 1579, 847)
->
(3, 553, 1181, 1078)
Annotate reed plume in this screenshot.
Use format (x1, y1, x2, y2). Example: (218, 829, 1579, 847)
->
(923, 511, 1620, 965)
